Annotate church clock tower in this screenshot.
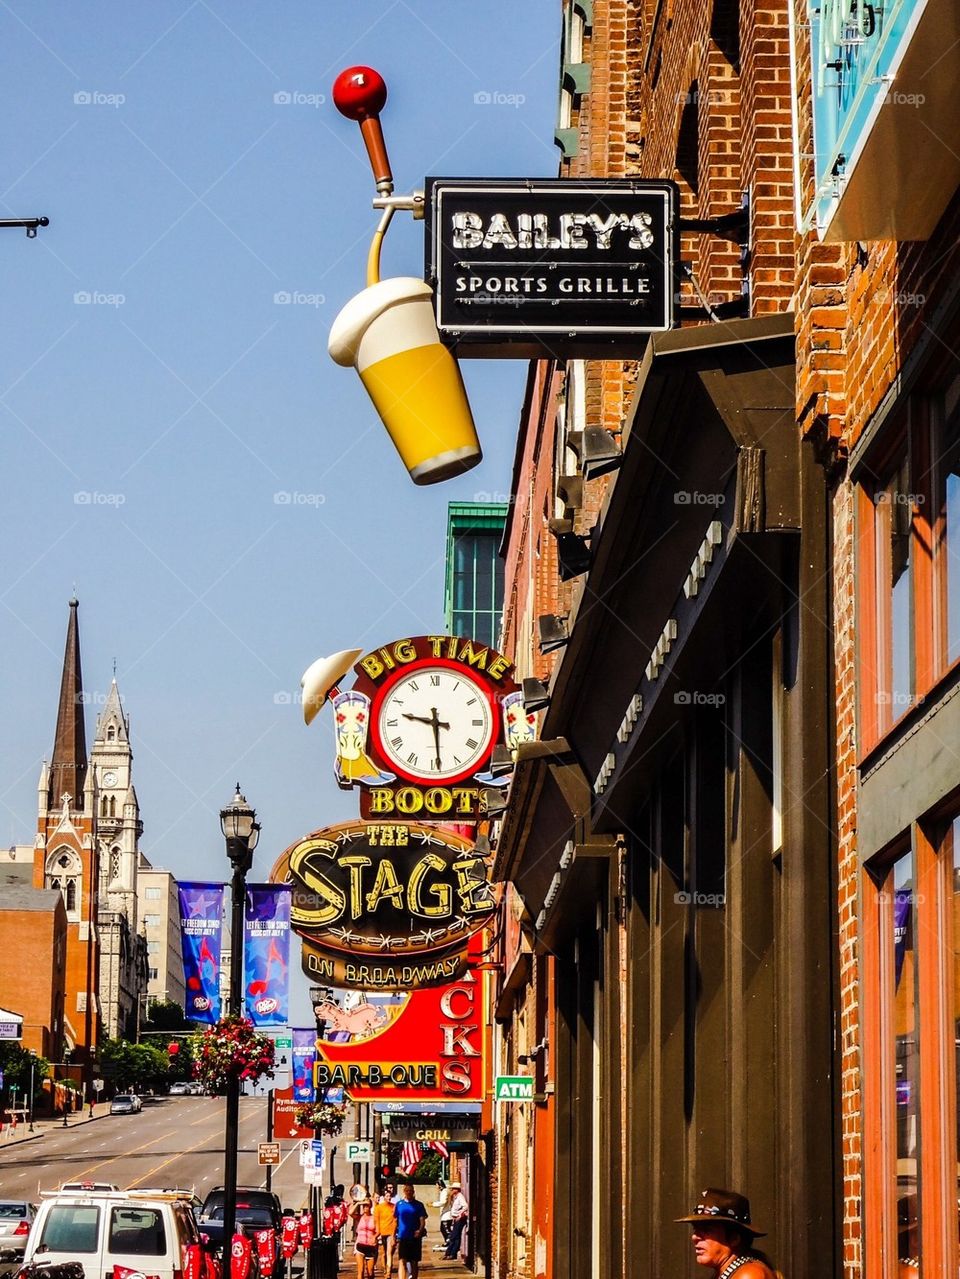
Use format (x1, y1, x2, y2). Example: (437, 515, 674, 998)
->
(91, 679, 145, 1040)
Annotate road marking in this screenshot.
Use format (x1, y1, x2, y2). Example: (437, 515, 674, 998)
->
(69, 1131, 167, 1181)
(127, 1128, 221, 1188)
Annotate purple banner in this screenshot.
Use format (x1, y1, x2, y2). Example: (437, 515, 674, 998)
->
(894, 888, 912, 990)
(178, 883, 224, 1023)
(244, 885, 291, 1026)
(292, 1028, 316, 1102)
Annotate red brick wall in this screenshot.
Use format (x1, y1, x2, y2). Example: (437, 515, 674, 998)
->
(0, 902, 66, 1060)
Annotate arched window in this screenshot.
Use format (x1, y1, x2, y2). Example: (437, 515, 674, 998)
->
(109, 795, 116, 818)
(106, 725, 116, 742)
(101, 794, 109, 817)
(46, 848, 81, 916)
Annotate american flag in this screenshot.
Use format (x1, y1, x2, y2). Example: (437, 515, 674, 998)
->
(400, 1138, 448, 1173)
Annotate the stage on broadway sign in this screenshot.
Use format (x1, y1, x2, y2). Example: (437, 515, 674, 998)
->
(270, 820, 497, 990)
(425, 177, 679, 356)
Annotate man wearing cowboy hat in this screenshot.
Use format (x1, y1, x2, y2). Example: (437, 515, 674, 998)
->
(441, 1182, 469, 1261)
(676, 1188, 777, 1278)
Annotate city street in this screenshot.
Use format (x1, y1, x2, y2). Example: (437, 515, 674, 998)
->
(0, 1095, 307, 1209)
(0, 1096, 467, 1277)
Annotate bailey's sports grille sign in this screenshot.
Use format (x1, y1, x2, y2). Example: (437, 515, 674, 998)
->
(425, 177, 679, 356)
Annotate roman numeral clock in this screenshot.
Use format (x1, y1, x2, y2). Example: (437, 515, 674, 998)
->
(374, 664, 494, 782)
(318, 635, 522, 820)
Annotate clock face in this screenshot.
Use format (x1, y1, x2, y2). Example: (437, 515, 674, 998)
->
(103, 771, 117, 787)
(372, 662, 496, 784)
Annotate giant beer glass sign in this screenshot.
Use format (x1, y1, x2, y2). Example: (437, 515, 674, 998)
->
(425, 177, 678, 356)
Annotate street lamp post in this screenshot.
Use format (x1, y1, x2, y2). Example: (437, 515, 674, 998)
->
(219, 784, 261, 1260)
(62, 1048, 72, 1127)
(27, 1053, 35, 1132)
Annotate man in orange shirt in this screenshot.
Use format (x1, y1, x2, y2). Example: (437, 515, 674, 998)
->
(373, 1191, 397, 1278)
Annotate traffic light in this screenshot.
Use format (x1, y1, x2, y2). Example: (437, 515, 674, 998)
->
(167, 1042, 180, 1056)
(380, 1166, 392, 1178)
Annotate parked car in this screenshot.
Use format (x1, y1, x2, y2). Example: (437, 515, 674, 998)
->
(24, 1191, 202, 1279)
(109, 1095, 140, 1115)
(0, 1201, 36, 1261)
(197, 1187, 281, 1268)
(168, 1082, 192, 1096)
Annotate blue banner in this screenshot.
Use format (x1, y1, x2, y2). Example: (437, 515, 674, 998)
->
(178, 882, 224, 1023)
(292, 1028, 316, 1102)
(244, 885, 291, 1026)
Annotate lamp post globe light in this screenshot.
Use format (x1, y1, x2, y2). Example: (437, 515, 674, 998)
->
(219, 784, 261, 1258)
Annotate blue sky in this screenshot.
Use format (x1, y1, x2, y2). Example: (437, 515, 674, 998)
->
(0, 0, 560, 934)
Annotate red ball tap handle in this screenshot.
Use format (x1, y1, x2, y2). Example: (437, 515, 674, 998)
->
(333, 66, 393, 194)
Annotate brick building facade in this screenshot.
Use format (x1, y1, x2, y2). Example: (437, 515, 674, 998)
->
(0, 887, 67, 1061)
(489, 1, 839, 1276)
(790, 0, 960, 1273)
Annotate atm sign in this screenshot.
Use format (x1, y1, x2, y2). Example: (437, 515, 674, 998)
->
(495, 1075, 534, 1102)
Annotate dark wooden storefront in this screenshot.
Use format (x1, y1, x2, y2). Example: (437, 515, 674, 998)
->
(495, 315, 840, 1278)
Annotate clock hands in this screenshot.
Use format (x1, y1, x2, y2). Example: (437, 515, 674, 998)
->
(401, 708, 449, 770)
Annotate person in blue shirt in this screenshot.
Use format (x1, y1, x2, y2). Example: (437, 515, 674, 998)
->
(394, 1183, 428, 1279)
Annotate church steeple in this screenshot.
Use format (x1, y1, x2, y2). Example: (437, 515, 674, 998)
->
(49, 598, 88, 810)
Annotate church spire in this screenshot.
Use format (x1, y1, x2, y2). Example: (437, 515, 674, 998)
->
(49, 597, 87, 810)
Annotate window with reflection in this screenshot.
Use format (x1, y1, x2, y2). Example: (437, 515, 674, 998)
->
(937, 413, 960, 669)
(875, 459, 914, 729)
(888, 851, 920, 1274)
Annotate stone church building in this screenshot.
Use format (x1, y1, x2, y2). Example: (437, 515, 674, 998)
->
(32, 599, 147, 1059)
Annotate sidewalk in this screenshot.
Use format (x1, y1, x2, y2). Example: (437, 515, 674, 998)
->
(334, 1252, 471, 1276)
(0, 1107, 106, 1149)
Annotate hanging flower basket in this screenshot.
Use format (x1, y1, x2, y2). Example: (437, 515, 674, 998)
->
(191, 1016, 275, 1094)
(294, 1100, 347, 1135)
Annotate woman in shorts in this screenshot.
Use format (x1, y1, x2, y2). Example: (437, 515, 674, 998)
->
(354, 1199, 378, 1279)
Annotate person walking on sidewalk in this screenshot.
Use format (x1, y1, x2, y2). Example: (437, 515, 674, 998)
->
(394, 1183, 427, 1279)
(354, 1200, 378, 1279)
(441, 1183, 468, 1261)
(676, 1188, 778, 1278)
(431, 1180, 450, 1248)
(373, 1191, 397, 1277)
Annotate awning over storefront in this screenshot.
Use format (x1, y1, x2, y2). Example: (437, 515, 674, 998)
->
(494, 314, 798, 909)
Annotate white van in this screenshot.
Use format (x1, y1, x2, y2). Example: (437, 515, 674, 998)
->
(24, 1191, 201, 1279)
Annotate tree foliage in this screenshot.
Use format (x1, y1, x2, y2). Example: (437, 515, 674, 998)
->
(0, 1043, 50, 1101)
(101, 1039, 169, 1090)
(143, 1000, 191, 1031)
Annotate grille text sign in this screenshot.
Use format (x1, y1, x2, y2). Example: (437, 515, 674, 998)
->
(425, 178, 678, 357)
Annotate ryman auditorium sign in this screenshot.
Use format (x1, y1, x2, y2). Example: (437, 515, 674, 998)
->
(425, 177, 679, 356)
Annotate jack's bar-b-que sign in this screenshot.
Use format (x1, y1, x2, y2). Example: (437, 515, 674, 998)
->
(270, 821, 497, 990)
(425, 177, 679, 358)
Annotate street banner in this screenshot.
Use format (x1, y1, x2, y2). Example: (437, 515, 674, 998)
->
(178, 883, 224, 1023)
(292, 1028, 316, 1102)
(243, 885, 291, 1025)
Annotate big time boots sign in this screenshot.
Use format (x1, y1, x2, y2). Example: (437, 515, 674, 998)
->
(425, 177, 679, 357)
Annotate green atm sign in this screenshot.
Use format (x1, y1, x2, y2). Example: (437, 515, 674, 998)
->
(495, 1075, 534, 1102)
